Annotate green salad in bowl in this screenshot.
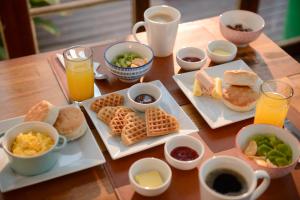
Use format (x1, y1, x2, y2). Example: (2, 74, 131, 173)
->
(244, 134, 292, 168)
(113, 52, 147, 68)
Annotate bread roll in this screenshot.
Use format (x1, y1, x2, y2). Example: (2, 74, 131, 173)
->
(224, 70, 258, 86)
(222, 85, 259, 112)
(24, 100, 59, 125)
(54, 107, 87, 141)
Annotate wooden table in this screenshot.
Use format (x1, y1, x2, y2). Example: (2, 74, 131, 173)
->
(1, 17, 300, 200)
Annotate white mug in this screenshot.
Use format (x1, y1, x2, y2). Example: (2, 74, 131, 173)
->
(132, 5, 181, 57)
(199, 156, 270, 200)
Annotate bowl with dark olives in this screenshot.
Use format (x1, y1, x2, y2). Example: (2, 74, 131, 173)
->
(219, 10, 265, 46)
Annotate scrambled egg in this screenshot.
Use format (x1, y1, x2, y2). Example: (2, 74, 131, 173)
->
(11, 131, 54, 156)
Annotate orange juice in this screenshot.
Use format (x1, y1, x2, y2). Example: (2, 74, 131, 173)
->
(254, 92, 289, 127)
(66, 59, 94, 101)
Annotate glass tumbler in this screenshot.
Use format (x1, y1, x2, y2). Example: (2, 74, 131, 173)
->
(63, 46, 94, 102)
(254, 80, 294, 127)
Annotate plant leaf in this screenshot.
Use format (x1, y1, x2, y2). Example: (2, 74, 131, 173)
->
(34, 17, 60, 36)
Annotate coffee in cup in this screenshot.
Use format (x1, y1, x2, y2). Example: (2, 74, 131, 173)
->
(132, 5, 181, 57)
(199, 156, 270, 200)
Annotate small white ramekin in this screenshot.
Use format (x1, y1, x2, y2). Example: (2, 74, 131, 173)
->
(127, 82, 162, 112)
(129, 157, 172, 197)
(176, 47, 207, 71)
(207, 40, 237, 63)
(164, 135, 205, 170)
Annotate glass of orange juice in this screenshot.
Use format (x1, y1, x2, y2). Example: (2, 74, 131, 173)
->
(254, 80, 293, 127)
(63, 46, 94, 102)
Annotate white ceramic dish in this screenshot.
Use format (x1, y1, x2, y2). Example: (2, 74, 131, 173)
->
(1, 121, 67, 176)
(129, 157, 172, 196)
(219, 10, 265, 46)
(173, 60, 263, 129)
(164, 135, 204, 170)
(0, 105, 105, 193)
(127, 82, 162, 112)
(81, 80, 198, 160)
(236, 124, 300, 179)
(176, 47, 207, 71)
(104, 41, 154, 83)
(207, 40, 237, 63)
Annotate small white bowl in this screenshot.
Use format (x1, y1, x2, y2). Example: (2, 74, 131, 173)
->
(127, 83, 162, 112)
(104, 41, 154, 82)
(164, 135, 205, 170)
(176, 47, 207, 71)
(207, 40, 237, 63)
(236, 124, 300, 179)
(129, 157, 172, 197)
(219, 10, 265, 46)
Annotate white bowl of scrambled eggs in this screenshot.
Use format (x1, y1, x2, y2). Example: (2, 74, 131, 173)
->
(1, 121, 67, 176)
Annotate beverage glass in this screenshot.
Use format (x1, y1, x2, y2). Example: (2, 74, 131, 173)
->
(199, 156, 270, 200)
(254, 80, 294, 127)
(132, 5, 181, 57)
(63, 46, 94, 102)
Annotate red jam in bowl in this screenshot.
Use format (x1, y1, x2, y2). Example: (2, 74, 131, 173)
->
(170, 146, 199, 161)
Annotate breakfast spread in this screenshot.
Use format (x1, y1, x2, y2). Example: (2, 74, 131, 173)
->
(91, 93, 179, 145)
(24, 100, 59, 125)
(226, 24, 253, 32)
(170, 146, 199, 161)
(244, 134, 292, 167)
(134, 170, 163, 188)
(134, 94, 156, 104)
(11, 131, 54, 157)
(113, 52, 147, 68)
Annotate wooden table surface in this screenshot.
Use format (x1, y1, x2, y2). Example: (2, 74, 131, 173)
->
(1, 17, 300, 200)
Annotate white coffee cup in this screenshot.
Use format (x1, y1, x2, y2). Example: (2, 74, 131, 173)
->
(199, 156, 270, 200)
(132, 5, 181, 57)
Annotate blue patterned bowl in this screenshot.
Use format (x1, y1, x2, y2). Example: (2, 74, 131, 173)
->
(104, 41, 154, 82)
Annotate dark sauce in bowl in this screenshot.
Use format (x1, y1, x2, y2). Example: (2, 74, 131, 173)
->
(170, 146, 199, 161)
(226, 24, 253, 32)
(134, 94, 156, 104)
(182, 57, 202, 62)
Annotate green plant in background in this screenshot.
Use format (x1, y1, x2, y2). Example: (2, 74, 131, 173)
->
(30, 0, 61, 36)
(0, 36, 6, 60)
(0, 0, 61, 60)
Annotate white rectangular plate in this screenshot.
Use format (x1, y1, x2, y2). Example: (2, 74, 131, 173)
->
(81, 80, 199, 160)
(0, 105, 105, 192)
(173, 60, 263, 129)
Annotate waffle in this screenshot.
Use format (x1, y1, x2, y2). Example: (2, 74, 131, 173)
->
(97, 106, 119, 124)
(121, 113, 147, 146)
(145, 107, 179, 136)
(90, 93, 124, 113)
(109, 107, 134, 136)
